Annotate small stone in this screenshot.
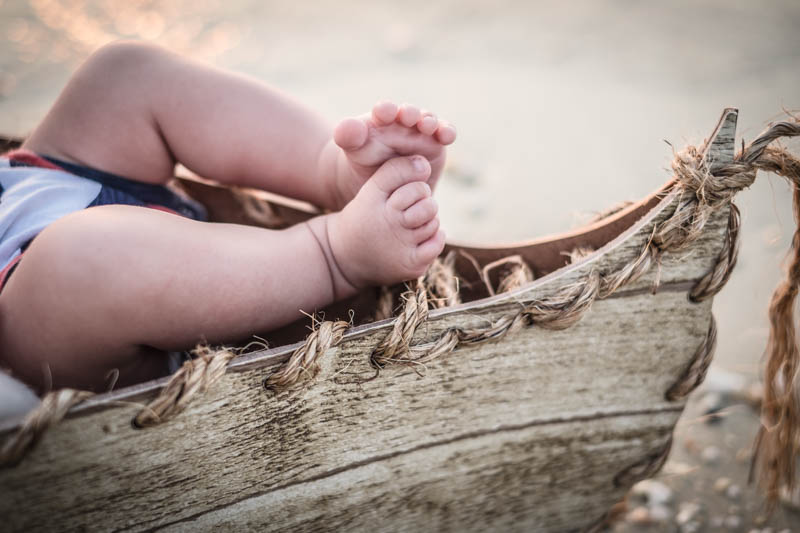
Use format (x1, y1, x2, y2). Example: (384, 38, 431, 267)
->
(700, 391, 726, 422)
(663, 461, 694, 476)
(724, 515, 742, 530)
(776, 529, 790, 533)
(702, 445, 721, 464)
(711, 516, 725, 527)
(649, 503, 672, 523)
(676, 502, 703, 525)
(761, 528, 774, 533)
(736, 448, 752, 463)
(753, 516, 768, 526)
(631, 479, 674, 506)
(627, 506, 651, 524)
(748, 529, 761, 533)
(680, 521, 702, 533)
(729, 505, 741, 515)
(714, 477, 733, 493)
(726, 484, 742, 500)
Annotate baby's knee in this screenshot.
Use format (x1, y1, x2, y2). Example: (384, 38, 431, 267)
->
(80, 40, 170, 81)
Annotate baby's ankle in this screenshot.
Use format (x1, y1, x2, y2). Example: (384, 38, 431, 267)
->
(304, 215, 360, 300)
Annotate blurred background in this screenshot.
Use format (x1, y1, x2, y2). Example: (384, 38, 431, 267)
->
(1, 0, 799, 529)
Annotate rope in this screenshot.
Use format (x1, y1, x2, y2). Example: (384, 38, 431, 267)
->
(0, 389, 93, 467)
(665, 316, 718, 401)
(264, 319, 349, 393)
(133, 345, 236, 428)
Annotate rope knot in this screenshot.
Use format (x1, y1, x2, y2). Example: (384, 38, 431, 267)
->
(134, 345, 236, 428)
(264, 319, 349, 393)
(671, 145, 755, 208)
(371, 281, 429, 368)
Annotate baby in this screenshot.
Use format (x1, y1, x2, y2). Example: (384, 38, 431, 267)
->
(0, 41, 456, 393)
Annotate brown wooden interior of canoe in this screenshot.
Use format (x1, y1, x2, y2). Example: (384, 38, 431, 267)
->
(1, 134, 669, 348)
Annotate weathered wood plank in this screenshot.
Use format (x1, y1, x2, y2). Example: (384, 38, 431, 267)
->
(0, 290, 712, 532)
(165, 412, 678, 533)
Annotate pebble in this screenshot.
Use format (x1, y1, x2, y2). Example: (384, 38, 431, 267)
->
(627, 506, 651, 524)
(714, 477, 732, 493)
(724, 515, 742, 530)
(663, 461, 695, 476)
(676, 502, 703, 525)
(631, 479, 674, 506)
(736, 447, 752, 463)
(702, 445, 721, 464)
(680, 521, 702, 533)
(700, 391, 726, 422)
(726, 484, 742, 500)
(649, 504, 672, 523)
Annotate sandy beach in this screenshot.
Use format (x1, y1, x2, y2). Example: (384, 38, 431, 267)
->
(1, 0, 799, 530)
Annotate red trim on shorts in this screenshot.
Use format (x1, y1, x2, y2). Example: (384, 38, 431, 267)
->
(3, 149, 65, 171)
(0, 254, 23, 294)
(146, 204, 182, 216)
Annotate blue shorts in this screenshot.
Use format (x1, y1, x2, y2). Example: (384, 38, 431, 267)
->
(0, 150, 207, 292)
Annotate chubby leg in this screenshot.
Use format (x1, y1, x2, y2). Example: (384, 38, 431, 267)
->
(22, 40, 335, 205)
(0, 156, 443, 392)
(22, 41, 455, 210)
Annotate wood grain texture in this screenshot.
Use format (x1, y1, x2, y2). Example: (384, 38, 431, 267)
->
(166, 413, 678, 533)
(0, 290, 712, 532)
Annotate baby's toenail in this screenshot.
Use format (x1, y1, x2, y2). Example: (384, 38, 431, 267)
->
(411, 157, 425, 172)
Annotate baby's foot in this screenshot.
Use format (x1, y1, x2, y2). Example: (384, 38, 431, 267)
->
(329, 101, 456, 209)
(326, 155, 445, 292)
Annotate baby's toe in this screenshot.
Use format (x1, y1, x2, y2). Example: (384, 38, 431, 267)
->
(372, 100, 399, 125)
(370, 156, 432, 198)
(402, 197, 438, 229)
(414, 229, 446, 267)
(411, 216, 440, 243)
(434, 122, 457, 145)
(397, 104, 422, 128)
(417, 114, 439, 136)
(334, 117, 369, 151)
(388, 181, 431, 213)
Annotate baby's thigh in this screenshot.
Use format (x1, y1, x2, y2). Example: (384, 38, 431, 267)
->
(0, 206, 175, 391)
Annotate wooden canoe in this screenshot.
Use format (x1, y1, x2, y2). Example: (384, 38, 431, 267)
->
(0, 108, 795, 532)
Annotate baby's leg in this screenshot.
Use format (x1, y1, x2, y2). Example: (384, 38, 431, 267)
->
(22, 41, 338, 207)
(0, 205, 338, 391)
(0, 156, 442, 392)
